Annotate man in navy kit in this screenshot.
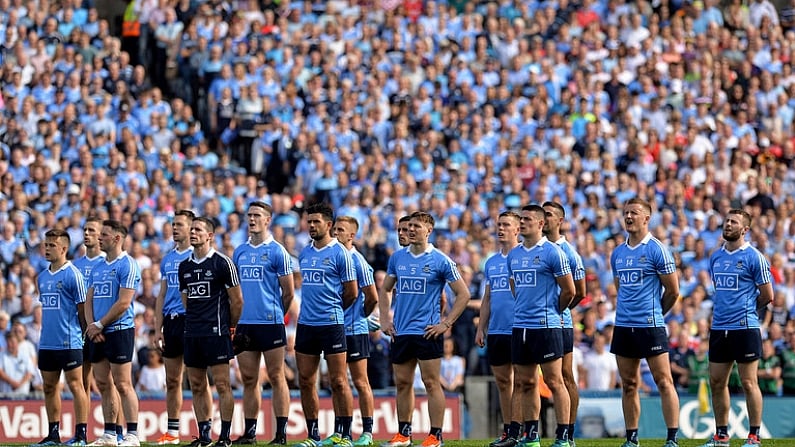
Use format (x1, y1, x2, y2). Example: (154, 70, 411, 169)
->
(333, 216, 379, 447)
(543, 201, 586, 447)
(475, 211, 521, 446)
(84, 220, 142, 447)
(295, 202, 358, 447)
(232, 202, 294, 445)
(699, 209, 773, 447)
(179, 216, 243, 447)
(502, 205, 574, 447)
(379, 211, 471, 447)
(153, 209, 195, 445)
(610, 198, 680, 447)
(34, 229, 90, 446)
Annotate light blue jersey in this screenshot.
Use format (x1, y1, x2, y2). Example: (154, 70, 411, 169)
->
(345, 247, 375, 336)
(234, 237, 293, 325)
(160, 247, 192, 316)
(611, 233, 677, 328)
(386, 244, 462, 336)
(73, 254, 105, 281)
(554, 237, 586, 329)
(37, 261, 87, 350)
(709, 242, 772, 330)
(507, 237, 571, 329)
(88, 252, 141, 332)
(298, 239, 357, 326)
(483, 252, 514, 335)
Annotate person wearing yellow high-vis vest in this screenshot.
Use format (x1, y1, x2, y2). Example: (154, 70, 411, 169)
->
(121, 0, 141, 66)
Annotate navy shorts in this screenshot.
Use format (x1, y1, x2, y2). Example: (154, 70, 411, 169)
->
(184, 335, 234, 368)
(512, 328, 563, 365)
(39, 349, 83, 372)
(610, 326, 669, 359)
(390, 334, 443, 364)
(346, 334, 371, 362)
(487, 334, 512, 366)
(295, 324, 346, 356)
(235, 324, 287, 353)
(89, 328, 134, 364)
(162, 314, 185, 359)
(709, 329, 762, 363)
(563, 327, 574, 354)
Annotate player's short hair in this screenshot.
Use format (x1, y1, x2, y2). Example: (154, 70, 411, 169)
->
(410, 211, 435, 228)
(249, 201, 273, 215)
(728, 208, 752, 227)
(499, 211, 521, 222)
(521, 204, 545, 219)
(335, 215, 360, 231)
(103, 219, 128, 237)
(542, 201, 565, 218)
(44, 228, 70, 245)
(85, 216, 103, 226)
(305, 202, 334, 222)
(398, 215, 411, 224)
(175, 209, 196, 220)
(624, 197, 652, 215)
(194, 216, 216, 232)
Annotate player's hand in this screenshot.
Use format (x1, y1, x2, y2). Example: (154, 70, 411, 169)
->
(475, 328, 486, 348)
(155, 332, 165, 353)
(85, 322, 103, 342)
(380, 319, 395, 337)
(424, 322, 448, 339)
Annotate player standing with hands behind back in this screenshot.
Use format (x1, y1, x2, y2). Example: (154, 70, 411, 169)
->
(698, 209, 773, 447)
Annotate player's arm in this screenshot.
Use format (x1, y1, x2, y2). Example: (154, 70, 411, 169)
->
(556, 273, 575, 312)
(475, 284, 491, 347)
(181, 291, 188, 311)
(77, 302, 87, 333)
(378, 275, 396, 335)
(569, 276, 586, 309)
(659, 272, 680, 314)
(98, 286, 136, 327)
(362, 283, 378, 316)
(756, 280, 774, 311)
(342, 279, 358, 309)
(441, 277, 471, 329)
(84, 286, 96, 337)
(228, 285, 243, 327)
(278, 273, 295, 315)
(154, 278, 167, 340)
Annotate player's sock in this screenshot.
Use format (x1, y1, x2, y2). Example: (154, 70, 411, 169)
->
(220, 420, 232, 440)
(76, 423, 87, 441)
(48, 422, 60, 440)
(199, 420, 212, 441)
(716, 426, 728, 438)
(307, 419, 320, 441)
(568, 424, 575, 442)
(127, 422, 138, 436)
(276, 417, 288, 438)
(116, 425, 124, 438)
(340, 416, 353, 439)
(429, 427, 442, 441)
(104, 423, 116, 437)
(398, 422, 412, 438)
(524, 421, 539, 439)
(749, 426, 761, 437)
(244, 418, 257, 439)
(362, 417, 374, 435)
(555, 425, 568, 442)
(508, 421, 521, 439)
(167, 418, 180, 437)
(626, 429, 639, 445)
(666, 427, 678, 442)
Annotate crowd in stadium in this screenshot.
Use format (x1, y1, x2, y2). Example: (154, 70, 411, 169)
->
(2, 0, 795, 417)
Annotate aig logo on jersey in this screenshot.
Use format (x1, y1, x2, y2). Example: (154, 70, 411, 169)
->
(240, 265, 263, 281)
(489, 274, 510, 292)
(398, 276, 427, 294)
(617, 268, 643, 285)
(94, 281, 113, 298)
(303, 269, 325, 285)
(513, 270, 537, 288)
(714, 273, 740, 291)
(187, 281, 211, 299)
(40, 293, 60, 309)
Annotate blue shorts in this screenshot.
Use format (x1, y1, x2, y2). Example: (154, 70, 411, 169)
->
(390, 334, 443, 364)
(487, 334, 512, 367)
(39, 349, 83, 372)
(512, 328, 563, 365)
(184, 335, 234, 368)
(89, 328, 134, 364)
(610, 326, 669, 359)
(709, 329, 762, 363)
(563, 327, 574, 354)
(162, 314, 185, 359)
(235, 324, 287, 353)
(295, 324, 346, 356)
(346, 334, 370, 362)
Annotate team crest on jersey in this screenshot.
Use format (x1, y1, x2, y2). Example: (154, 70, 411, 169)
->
(533, 256, 540, 265)
(56, 281, 63, 289)
(323, 258, 331, 266)
(261, 254, 268, 261)
(206, 270, 213, 278)
(422, 265, 431, 273)
(109, 269, 116, 276)
(736, 261, 743, 269)
(638, 256, 646, 264)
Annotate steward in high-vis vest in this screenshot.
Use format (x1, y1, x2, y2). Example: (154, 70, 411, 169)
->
(121, 0, 142, 65)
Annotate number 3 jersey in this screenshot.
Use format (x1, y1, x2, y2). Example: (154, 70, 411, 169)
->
(179, 248, 241, 337)
(37, 261, 87, 350)
(386, 245, 461, 335)
(610, 233, 676, 328)
(709, 242, 772, 330)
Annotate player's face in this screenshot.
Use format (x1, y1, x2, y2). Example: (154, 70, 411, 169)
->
(98, 226, 120, 252)
(408, 218, 430, 244)
(172, 215, 192, 243)
(397, 221, 410, 246)
(542, 206, 562, 235)
(721, 213, 747, 242)
(622, 204, 649, 233)
(190, 221, 213, 247)
(247, 206, 271, 234)
(83, 221, 101, 248)
(519, 211, 543, 238)
(306, 213, 331, 241)
(496, 216, 519, 243)
(333, 221, 355, 245)
(43, 236, 68, 263)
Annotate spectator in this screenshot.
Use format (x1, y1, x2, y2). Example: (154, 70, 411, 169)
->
(580, 332, 617, 391)
(136, 349, 166, 393)
(781, 330, 795, 395)
(758, 338, 782, 396)
(0, 331, 36, 395)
